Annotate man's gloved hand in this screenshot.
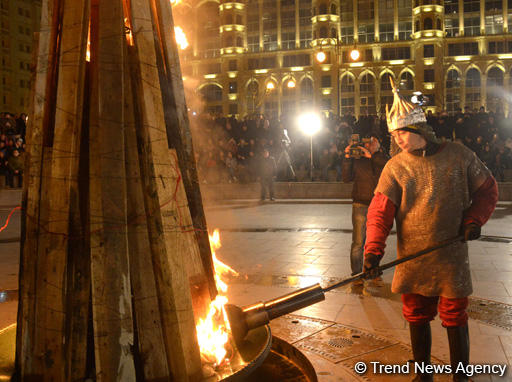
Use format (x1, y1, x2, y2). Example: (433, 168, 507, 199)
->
(363, 253, 383, 279)
(463, 223, 481, 241)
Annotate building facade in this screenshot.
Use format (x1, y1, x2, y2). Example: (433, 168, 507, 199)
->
(0, 0, 41, 114)
(174, 0, 512, 119)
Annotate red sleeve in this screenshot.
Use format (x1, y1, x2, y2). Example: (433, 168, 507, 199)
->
(464, 175, 498, 226)
(364, 192, 397, 257)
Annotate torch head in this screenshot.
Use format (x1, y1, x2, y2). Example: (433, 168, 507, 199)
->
(225, 283, 325, 346)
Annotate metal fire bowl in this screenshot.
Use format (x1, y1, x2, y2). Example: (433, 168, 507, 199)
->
(216, 325, 272, 381)
(216, 326, 317, 382)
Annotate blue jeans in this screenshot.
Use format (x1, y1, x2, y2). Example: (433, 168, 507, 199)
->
(350, 203, 368, 275)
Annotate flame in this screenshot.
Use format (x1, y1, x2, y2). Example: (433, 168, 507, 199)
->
(124, 17, 134, 46)
(196, 229, 239, 367)
(86, 22, 91, 62)
(174, 26, 189, 50)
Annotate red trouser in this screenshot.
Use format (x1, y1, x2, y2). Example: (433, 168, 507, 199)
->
(402, 293, 468, 327)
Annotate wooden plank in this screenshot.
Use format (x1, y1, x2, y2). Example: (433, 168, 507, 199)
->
(123, 41, 171, 379)
(153, 0, 217, 300)
(30, 0, 90, 379)
(23, 1, 88, 381)
(88, 0, 136, 380)
(127, 0, 203, 379)
(16, 0, 58, 378)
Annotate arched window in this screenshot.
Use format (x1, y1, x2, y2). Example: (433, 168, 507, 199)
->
(319, 4, 328, 14)
(446, 69, 461, 113)
(200, 84, 223, 102)
(380, 73, 395, 113)
(436, 18, 442, 30)
(446, 69, 461, 89)
(465, 68, 481, 111)
(487, 66, 504, 87)
(380, 72, 394, 91)
(340, 75, 355, 92)
(226, 36, 233, 46)
(424, 17, 433, 29)
(236, 37, 243, 47)
(283, 79, 296, 97)
(340, 76, 355, 115)
(466, 68, 481, 88)
(331, 28, 337, 38)
(487, 67, 504, 112)
(330, 4, 337, 14)
(246, 81, 259, 113)
(320, 26, 328, 38)
(300, 78, 314, 100)
(400, 71, 414, 90)
(360, 73, 375, 93)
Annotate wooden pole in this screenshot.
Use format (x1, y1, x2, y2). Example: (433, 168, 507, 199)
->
(126, 0, 203, 377)
(29, 0, 89, 379)
(88, 0, 137, 380)
(16, 0, 59, 377)
(152, 0, 217, 300)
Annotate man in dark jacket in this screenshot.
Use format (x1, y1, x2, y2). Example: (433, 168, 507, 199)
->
(342, 135, 388, 284)
(259, 149, 277, 201)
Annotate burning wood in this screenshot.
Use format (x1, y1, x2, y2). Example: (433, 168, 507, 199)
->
(174, 26, 189, 50)
(196, 230, 239, 369)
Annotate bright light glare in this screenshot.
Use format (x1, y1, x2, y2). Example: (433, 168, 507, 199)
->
(287, 79, 296, 88)
(174, 26, 189, 49)
(298, 112, 322, 136)
(316, 51, 326, 63)
(266, 81, 275, 90)
(350, 49, 360, 61)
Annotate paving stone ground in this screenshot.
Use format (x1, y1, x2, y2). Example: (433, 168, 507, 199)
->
(1, 189, 512, 381)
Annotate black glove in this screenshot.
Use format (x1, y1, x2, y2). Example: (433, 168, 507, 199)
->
(363, 253, 383, 279)
(463, 223, 481, 241)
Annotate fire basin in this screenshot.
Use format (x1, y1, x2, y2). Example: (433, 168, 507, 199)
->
(210, 326, 317, 382)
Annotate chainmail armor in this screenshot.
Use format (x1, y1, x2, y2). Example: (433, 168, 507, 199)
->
(375, 142, 491, 298)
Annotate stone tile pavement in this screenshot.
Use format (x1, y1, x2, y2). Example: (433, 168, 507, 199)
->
(1, 190, 512, 380)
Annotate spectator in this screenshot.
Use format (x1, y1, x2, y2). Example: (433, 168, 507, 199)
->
(7, 149, 24, 188)
(258, 149, 277, 201)
(225, 151, 238, 183)
(0, 151, 10, 188)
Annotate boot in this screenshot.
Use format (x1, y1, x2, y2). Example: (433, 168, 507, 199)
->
(410, 323, 433, 382)
(447, 325, 470, 382)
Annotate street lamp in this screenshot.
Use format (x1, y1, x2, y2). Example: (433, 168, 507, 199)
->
(298, 112, 322, 181)
(314, 39, 360, 117)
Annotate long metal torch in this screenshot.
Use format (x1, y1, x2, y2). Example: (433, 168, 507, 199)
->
(226, 235, 464, 346)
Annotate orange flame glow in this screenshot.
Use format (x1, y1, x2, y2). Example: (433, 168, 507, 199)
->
(86, 22, 91, 62)
(174, 26, 189, 50)
(196, 229, 239, 367)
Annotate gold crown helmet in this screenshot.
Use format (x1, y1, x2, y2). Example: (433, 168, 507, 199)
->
(386, 77, 427, 133)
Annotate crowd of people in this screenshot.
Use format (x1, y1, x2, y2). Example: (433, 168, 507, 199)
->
(191, 107, 512, 184)
(0, 112, 27, 188)
(2, 107, 512, 188)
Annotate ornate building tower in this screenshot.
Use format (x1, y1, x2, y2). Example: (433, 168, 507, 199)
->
(219, 0, 246, 56)
(411, 0, 445, 108)
(311, 0, 341, 113)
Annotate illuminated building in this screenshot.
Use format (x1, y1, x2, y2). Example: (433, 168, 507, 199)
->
(175, 0, 512, 118)
(0, 0, 41, 114)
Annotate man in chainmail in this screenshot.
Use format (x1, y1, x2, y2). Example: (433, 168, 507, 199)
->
(362, 80, 498, 382)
